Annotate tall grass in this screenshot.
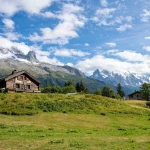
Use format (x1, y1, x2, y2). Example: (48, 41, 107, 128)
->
(0, 93, 149, 115)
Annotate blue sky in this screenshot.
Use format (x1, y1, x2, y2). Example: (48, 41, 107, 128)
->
(0, 0, 150, 75)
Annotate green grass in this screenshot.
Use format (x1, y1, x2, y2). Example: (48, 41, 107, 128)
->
(0, 93, 150, 150)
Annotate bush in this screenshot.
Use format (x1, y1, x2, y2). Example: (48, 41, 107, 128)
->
(41, 87, 51, 93)
(94, 89, 101, 95)
(62, 85, 76, 94)
(51, 86, 62, 93)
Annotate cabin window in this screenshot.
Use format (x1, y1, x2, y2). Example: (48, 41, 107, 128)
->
(16, 84, 20, 88)
(25, 76, 29, 81)
(27, 85, 31, 89)
(18, 76, 23, 81)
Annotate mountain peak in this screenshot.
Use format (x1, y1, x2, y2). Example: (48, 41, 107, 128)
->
(91, 68, 149, 87)
(27, 51, 39, 63)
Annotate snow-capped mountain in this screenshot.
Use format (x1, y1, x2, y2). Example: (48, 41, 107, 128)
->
(90, 69, 150, 87)
(0, 46, 106, 92)
(0, 46, 85, 78)
(0, 47, 39, 63)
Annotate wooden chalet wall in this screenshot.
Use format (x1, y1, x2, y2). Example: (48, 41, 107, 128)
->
(6, 74, 39, 92)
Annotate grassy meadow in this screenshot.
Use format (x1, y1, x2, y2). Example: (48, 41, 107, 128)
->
(0, 93, 150, 150)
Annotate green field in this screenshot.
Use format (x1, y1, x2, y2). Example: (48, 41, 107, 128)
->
(0, 93, 150, 150)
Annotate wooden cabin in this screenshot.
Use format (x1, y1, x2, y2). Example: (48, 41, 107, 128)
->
(0, 70, 40, 93)
(128, 91, 142, 100)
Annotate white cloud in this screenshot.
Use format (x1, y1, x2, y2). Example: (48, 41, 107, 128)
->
(96, 8, 116, 18)
(105, 42, 116, 47)
(2, 19, 14, 29)
(0, 0, 54, 16)
(66, 62, 74, 67)
(100, 0, 108, 7)
(85, 43, 89, 47)
(141, 9, 150, 22)
(104, 49, 119, 55)
(92, 7, 133, 28)
(29, 3, 87, 45)
(76, 53, 150, 75)
(40, 11, 56, 18)
(116, 24, 132, 31)
(114, 50, 150, 62)
(0, 36, 63, 65)
(54, 48, 90, 57)
(143, 46, 150, 51)
(2, 32, 22, 41)
(0, 36, 30, 54)
(145, 37, 150, 40)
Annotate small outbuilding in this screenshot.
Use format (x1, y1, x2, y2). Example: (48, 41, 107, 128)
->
(0, 70, 40, 93)
(128, 91, 142, 100)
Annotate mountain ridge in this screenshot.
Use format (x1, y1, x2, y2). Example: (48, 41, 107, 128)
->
(0, 47, 105, 92)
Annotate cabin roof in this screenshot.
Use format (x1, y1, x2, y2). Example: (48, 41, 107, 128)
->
(0, 70, 40, 84)
(128, 91, 140, 97)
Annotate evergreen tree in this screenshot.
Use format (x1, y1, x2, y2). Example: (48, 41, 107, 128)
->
(64, 81, 74, 87)
(117, 83, 125, 98)
(102, 86, 114, 98)
(76, 82, 81, 92)
(75, 80, 88, 93)
(79, 80, 85, 92)
(140, 83, 150, 100)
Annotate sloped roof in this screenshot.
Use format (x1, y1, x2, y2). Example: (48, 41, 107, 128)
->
(0, 70, 40, 84)
(128, 91, 140, 97)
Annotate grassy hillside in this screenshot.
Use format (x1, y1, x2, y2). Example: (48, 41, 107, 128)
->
(0, 93, 150, 150)
(0, 93, 148, 116)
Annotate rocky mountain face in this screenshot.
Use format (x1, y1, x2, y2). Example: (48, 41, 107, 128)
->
(0, 47, 39, 63)
(0, 47, 105, 92)
(90, 69, 150, 94)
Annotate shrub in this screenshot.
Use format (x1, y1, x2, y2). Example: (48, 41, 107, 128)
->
(62, 85, 76, 94)
(94, 89, 101, 95)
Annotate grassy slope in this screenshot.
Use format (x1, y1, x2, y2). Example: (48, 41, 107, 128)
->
(0, 93, 150, 150)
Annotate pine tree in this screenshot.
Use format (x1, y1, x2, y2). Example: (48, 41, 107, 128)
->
(102, 86, 114, 98)
(76, 82, 81, 92)
(117, 83, 125, 98)
(140, 83, 150, 100)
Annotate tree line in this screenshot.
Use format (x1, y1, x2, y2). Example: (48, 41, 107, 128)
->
(41, 80, 88, 94)
(41, 81, 125, 99)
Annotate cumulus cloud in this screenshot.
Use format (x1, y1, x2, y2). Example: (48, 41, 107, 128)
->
(92, 7, 133, 28)
(54, 48, 90, 57)
(0, 0, 54, 16)
(145, 37, 150, 40)
(143, 46, 150, 51)
(116, 24, 132, 31)
(1, 32, 22, 41)
(29, 3, 87, 45)
(76, 53, 150, 75)
(100, 0, 108, 7)
(2, 19, 14, 29)
(113, 50, 150, 62)
(141, 9, 150, 22)
(105, 42, 116, 47)
(85, 43, 89, 47)
(0, 36, 63, 65)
